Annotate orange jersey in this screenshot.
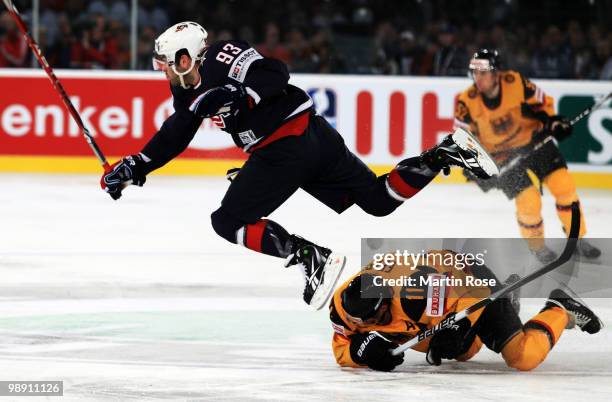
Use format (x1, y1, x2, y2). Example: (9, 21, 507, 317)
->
(454, 71, 555, 162)
(329, 249, 491, 368)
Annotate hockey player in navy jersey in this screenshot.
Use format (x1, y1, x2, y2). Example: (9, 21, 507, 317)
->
(101, 22, 499, 310)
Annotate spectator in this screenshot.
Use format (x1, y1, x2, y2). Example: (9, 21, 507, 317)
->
(432, 24, 469, 76)
(374, 21, 400, 74)
(1, 0, 611, 79)
(138, 0, 168, 33)
(286, 28, 316, 72)
(53, 12, 75, 68)
(70, 15, 118, 69)
(86, 0, 108, 18)
(568, 21, 599, 79)
(110, 22, 131, 69)
(418, 39, 437, 76)
(37, 0, 61, 48)
(0, 11, 29, 68)
(136, 25, 156, 70)
(595, 39, 612, 80)
(396, 30, 425, 75)
(531, 25, 574, 78)
(256, 23, 291, 64)
(509, 49, 532, 76)
(109, 1, 131, 28)
(309, 29, 344, 74)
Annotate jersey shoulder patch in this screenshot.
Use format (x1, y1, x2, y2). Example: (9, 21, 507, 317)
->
(227, 47, 263, 83)
(455, 99, 472, 123)
(503, 72, 516, 83)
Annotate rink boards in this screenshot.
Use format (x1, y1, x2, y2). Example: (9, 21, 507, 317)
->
(0, 69, 611, 188)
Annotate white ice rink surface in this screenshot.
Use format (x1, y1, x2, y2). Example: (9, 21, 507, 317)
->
(0, 174, 611, 401)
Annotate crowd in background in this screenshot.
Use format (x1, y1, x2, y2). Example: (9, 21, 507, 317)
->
(1, 0, 612, 79)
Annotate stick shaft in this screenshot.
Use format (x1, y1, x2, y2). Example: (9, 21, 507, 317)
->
(568, 92, 612, 126)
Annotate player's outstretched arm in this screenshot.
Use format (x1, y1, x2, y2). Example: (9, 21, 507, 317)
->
(100, 109, 202, 200)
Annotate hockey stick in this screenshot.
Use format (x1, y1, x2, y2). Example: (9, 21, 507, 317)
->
(567, 91, 612, 126)
(391, 201, 580, 356)
(499, 92, 612, 175)
(2, 0, 110, 171)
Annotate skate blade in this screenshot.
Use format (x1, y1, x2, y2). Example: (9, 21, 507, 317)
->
(452, 128, 500, 177)
(310, 253, 346, 310)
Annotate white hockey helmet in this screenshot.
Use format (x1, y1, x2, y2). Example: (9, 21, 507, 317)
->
(152, 21, 208, 86)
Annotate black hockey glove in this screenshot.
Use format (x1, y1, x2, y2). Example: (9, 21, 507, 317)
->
(544, 115, 573, 141)
(521, 103, 573, 142)
(190, 83, 249, 118)
(349, 331, 404, 372)
(426, 314, 476, 366)
(100, 154, 147, 200)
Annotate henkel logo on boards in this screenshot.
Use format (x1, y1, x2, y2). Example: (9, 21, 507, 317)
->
(0, 74, 243, 159)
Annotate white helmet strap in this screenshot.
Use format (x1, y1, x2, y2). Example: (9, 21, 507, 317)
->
(171, 55, 197, 89)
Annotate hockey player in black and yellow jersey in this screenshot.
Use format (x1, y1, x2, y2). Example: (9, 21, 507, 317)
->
(454, 49, 600, 262)
(329, 250, 601, 372)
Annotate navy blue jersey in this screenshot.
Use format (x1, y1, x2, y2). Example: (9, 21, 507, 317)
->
(140, 40, 313, 172)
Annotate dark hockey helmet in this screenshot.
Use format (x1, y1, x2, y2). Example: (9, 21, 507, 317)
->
(341, 273, 392, 322)
(469, 48, 501, 73)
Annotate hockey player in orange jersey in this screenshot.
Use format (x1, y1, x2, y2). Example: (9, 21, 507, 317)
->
(454, 49, 600, 262)
(329, 250, 601, 371)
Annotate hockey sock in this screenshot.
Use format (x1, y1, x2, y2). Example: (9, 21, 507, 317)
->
(515, 186, 545, 251)
(501, 307, 568, 371)
(236, 219, 293, 258)
(385, 157, 437, 201)
(544, 169, 586, 237)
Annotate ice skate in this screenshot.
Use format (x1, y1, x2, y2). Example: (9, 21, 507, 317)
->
(420, 128, 499, 179)
(532, 245, 558, 264)
(544, 288, 602, 334)
(574, 239, 601, 259)
(285, 237, 346, 310)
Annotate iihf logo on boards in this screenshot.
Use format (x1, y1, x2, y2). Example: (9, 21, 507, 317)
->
(307, 88, 336, 128)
